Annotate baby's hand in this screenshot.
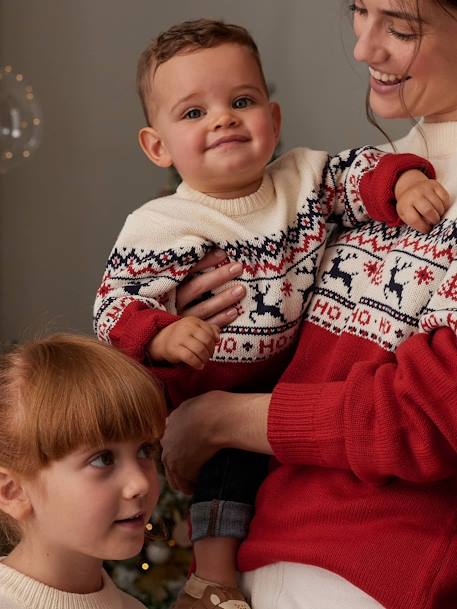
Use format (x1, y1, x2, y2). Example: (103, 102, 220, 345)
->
(395, 169, 450, 233)
(148, 317, 220, 370)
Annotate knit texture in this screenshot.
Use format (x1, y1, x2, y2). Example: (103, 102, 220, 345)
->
(0, 561, 146, 609)
(93, 147, 428, 404)
(238, 121, 457, 609)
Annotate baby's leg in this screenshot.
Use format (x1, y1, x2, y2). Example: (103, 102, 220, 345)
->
(173, 449, 269, 609)
(193, 536, 240, 587)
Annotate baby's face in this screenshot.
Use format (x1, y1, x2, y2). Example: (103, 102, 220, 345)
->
(146, 43, 281, 198)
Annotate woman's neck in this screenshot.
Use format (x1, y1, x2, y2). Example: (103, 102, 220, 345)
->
(4, 539, 104, 593)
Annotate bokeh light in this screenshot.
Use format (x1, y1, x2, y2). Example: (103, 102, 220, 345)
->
(0, 65, 43, 174)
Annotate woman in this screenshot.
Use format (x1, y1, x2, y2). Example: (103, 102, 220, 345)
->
(162, 1, 457, 608)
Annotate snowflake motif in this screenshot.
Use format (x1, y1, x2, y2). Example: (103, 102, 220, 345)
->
(111, 256, 121, 268)
(438, 274, 457, 301)
(415, 266, 434, 286)
(281, 280, 293, 297)
(160, 253, 172, 264)
(242, 342, 253, 352)
(235, 303, 244, 316)
(267, 242, 277, 254)
(364, 260, 383, 286)
(97, 282, 112, 298)
(395, 328, 404, 339)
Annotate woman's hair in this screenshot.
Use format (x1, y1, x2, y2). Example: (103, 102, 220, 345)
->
(137, 18, 268, 126)
(0, 334, 166, 545)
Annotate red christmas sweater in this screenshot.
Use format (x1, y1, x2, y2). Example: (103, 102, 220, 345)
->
(238, 122, 457, 609)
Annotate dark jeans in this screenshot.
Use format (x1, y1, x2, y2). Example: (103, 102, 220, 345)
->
(190, 448, 270, 542)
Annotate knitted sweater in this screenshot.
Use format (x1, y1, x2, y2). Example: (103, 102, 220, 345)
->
(0, 561, 146, 609)
(238, 121, 457, 609)
(94, 147, 428, 403)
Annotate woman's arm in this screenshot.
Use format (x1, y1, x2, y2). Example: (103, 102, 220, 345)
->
(161, 391, 271, 493)
(162, 327, 457, 491)
(268, 327, 457, 484)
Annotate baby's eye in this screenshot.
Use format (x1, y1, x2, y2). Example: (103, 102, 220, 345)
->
(138, 443, 156, 460)
(90, 451, 115, 468)
(233, 97, 253, 109)
(184, 108, 203, 120)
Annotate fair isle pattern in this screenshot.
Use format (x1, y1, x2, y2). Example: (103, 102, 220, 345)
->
(94, 146, 386, 363)
(305, 218, 457, 351)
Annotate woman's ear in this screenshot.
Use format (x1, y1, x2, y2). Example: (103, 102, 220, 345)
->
(0, 468, 31, 521)
(270, 101, 282, 145)
(138, 127, 173, 168)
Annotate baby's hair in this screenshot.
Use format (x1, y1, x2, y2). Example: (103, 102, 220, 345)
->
(0, 333, 166, 545)
(137, 18, 268, 126)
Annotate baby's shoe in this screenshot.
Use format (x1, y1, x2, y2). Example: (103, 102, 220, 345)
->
(173, 574, 251, 609)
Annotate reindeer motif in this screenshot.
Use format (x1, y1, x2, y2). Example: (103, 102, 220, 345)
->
(321, 249, 358, 296)
(383, 257, 413, 305)
(249, 283, 287, 323)
(297, 253, 319, 312)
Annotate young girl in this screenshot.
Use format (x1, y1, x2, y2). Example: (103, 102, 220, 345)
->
(0, 333, 166, 609)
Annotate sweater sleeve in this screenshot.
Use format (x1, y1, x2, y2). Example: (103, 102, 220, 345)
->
(359, 152, 436, 225)
(321, 147, 435, 227)
(93, 205, 211, 362)
(268, 328, 457, 484)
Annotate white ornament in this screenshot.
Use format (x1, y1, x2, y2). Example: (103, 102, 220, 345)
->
(145, 541, 171, 564)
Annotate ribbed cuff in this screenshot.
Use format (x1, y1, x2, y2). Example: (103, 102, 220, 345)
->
(268, 381, 349, 469)
(360, 153, 436, 227)
(110, 301, 180, 362)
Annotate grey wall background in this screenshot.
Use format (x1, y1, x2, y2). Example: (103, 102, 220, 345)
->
(0, 1, 410, 343)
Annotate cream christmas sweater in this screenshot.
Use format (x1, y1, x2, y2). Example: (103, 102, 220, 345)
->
(94, 146, 431, 403)
(0, 561, 146, 609)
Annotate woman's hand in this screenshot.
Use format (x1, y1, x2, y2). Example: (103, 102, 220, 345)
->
(175, 249, 247, 328)
(160, 390, 272, 494)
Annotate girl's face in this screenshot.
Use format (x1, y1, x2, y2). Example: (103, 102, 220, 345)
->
(352, 0, 457, 122)
(22, 439, 160, 564)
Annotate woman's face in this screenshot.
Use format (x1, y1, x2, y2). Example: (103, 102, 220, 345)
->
(352, 0, 457, 122)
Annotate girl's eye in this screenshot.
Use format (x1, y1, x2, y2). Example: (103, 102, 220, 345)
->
(349, 3, 367, 16)
(387, 26, 418, 42)
(138, 443, 156, 460)
(184, 108, 203, 120)
(233, 97, 253, 110)
(90, 451, 115, 468)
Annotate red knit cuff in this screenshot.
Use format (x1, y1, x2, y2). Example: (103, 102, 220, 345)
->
(360, 153, 436, 226)
(268, 381, 349, 468)
(110, 301, 180, 363)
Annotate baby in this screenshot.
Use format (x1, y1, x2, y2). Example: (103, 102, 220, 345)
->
(94, 19, 447, 609)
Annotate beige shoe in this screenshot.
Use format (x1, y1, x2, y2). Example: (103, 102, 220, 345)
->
(173, 574, 251, 609)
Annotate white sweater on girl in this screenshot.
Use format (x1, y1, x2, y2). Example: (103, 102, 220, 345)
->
(0, 561, 146, 609)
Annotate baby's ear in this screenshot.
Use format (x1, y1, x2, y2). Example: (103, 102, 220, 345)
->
(0, 468, 31, 522)
(138, 127, 173, 168)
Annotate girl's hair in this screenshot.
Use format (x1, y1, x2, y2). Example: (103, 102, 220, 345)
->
(0, 334, 166, 545)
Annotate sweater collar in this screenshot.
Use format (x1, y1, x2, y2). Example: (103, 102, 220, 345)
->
(0, 561, 122, 609)
(397, 120, 457, 158)
(176, 174, 274, 217)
